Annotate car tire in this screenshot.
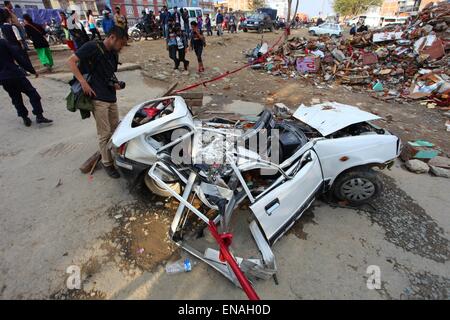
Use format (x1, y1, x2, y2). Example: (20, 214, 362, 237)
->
(331, 168, 383, 205)
(331, 34, 338, 39)
(243, 28, 248, 32)
(144, 169, 180, 197)
(309, 30, 316, 36)
(257, 26, 263, 34)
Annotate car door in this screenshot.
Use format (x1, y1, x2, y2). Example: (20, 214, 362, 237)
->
(249, 149, 323, 245)
(319, 23, 328, 35)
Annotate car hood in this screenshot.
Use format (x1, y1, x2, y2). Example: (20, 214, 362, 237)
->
(293, 102, 381, 136)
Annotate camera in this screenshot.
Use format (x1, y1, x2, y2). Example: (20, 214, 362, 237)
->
(108, 78, 126, 89)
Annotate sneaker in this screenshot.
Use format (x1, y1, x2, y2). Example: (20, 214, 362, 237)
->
(22, 116, 32, 127)
(184, 60, 189, 71)
(103, 164, 120, 179)
(36, 116, 53, 124)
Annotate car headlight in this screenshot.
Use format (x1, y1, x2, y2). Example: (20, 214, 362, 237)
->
(254, 21, 259, 25)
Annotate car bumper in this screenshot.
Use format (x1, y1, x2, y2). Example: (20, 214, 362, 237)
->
(114, 156, 149, 186)
(243, 25, 260, 30)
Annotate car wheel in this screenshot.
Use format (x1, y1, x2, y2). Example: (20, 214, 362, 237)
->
(331, 168, 383, 205)
(309, 30, 316, 36)
(131, 30, 141, 42)
(331, 34, 338, 39)
(257, 26, 263, 33)
(243, 28, 248, 32)
(144, 169, 180, 197)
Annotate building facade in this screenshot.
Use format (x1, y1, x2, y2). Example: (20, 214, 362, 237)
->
(265, 0, 287, 18)
(226, 0, 250, 12)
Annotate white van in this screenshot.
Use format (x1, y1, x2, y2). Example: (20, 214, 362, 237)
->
(169, 7, 203, 26)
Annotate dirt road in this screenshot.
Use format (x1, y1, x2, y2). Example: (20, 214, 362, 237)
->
(0, 29, 449, 299)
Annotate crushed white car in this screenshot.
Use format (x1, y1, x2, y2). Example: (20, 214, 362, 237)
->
(111, 98, 401, 292)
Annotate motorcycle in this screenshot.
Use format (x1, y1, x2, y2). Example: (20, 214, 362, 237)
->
(111, 96, 400, 289)
(228, 19, 237, 33)
(45, 20, 64, 45)
(129, 21, 162, 41)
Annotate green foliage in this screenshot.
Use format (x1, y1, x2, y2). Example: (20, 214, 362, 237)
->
(249, 0, 266, 11)
(333, 0, 382, 16)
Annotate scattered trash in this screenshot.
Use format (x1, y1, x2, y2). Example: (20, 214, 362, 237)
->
(165, 258, 196, 274)
(249, 2, 449, 107)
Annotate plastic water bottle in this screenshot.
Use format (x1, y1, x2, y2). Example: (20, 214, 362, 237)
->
(165, 258, 195, 274)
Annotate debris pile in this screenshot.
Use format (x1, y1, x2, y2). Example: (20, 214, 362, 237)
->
(401, 139, 450, 178)
(250, 2, 450, 106)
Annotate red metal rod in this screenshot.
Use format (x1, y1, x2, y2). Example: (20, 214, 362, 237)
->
(208, 220, 260, 300)
(174, 30, 286, 94)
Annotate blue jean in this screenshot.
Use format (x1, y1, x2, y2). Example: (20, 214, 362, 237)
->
(163, 24, 169, 38)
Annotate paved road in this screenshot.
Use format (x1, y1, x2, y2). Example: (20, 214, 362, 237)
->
(0, 70, 448, 300)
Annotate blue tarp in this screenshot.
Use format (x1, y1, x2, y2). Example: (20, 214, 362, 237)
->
(13, 8, 61, 25)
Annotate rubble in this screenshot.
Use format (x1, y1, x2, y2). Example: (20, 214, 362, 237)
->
(405, 159, 430, 173)
(249, 1, 449, 106)
(429, 165, 450, 178)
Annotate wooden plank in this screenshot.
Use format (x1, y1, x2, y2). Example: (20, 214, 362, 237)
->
(80, 151, 101, 174)
(185, 99, 203, 107)
(178, 92, 204, 99)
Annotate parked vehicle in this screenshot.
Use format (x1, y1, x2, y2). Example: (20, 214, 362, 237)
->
(128, 21, 162, 41)
(309, 22, 343, 37)
(170, 6, 203, 26)
(274, 17, 286, 30)
(111, 97, 401, 287)
(241, 12, 275, 33)
(44, 20, 64, 45)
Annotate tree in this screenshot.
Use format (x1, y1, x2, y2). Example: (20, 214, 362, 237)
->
(293, 0, 300, 20)
(287, 0, 292, 22)
(249, 0, 266, 11)
(333, 0, 382, 17)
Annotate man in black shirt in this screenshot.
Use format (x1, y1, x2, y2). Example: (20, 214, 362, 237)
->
(0, 38, 52, 126)
(67, 26, 127, 178)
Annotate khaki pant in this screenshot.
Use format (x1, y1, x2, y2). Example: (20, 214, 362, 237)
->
(92, 100, 119, 166)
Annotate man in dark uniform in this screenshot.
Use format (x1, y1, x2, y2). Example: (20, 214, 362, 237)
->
(0, 38, 53, 126)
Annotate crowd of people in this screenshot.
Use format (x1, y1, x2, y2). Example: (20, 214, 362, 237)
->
(0, 3, 246, 177)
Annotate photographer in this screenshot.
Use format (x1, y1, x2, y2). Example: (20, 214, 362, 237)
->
(67, 26, 127, 179)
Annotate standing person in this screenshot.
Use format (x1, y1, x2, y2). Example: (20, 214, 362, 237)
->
(166, 19, 178, 69)
(67, 10, 89, 49)
(181, 8, 190, 35)
(67, 26, 128, 179)
(59, 11, 76, 51)
(204, 13, 212, 36)
(159, 6, 169, 38)
(87, 9, 101, 40)
(176, 27, 189, 72)
(197, 14, 203, 33)
(171, 6, 181, 25)
(3, 1, 28, 50)
(167, 22, 189, 71)
(0, 39, 53, 126)
(215, 10, 223, 36)
(190, 21, 205, 73)
(101, 10, 115, 35)
(113, 6, 126, 29)
(22, 14, 53, 71)
(0, 8, 23, 49)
